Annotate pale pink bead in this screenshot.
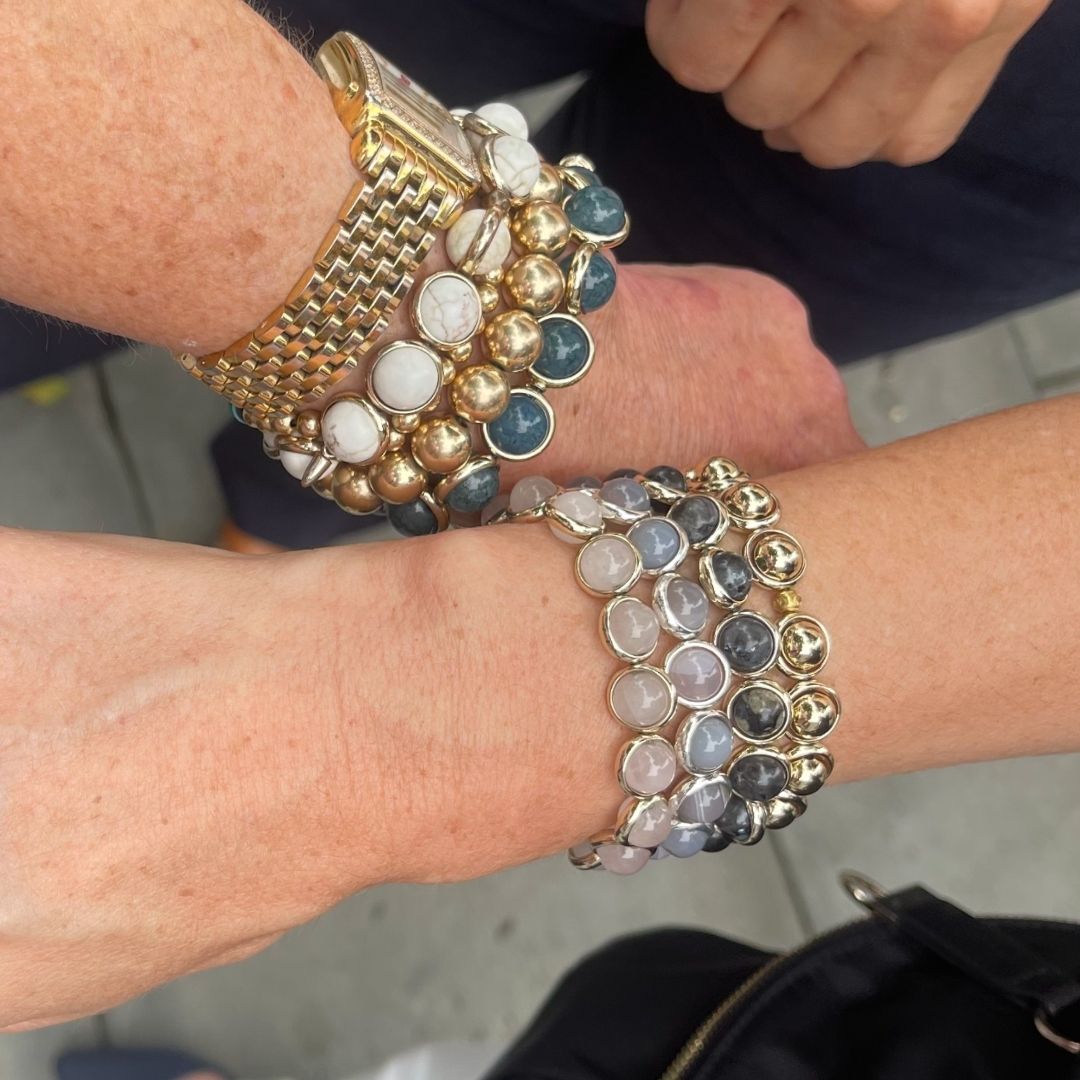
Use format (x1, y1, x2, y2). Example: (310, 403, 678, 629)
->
(547, 490, 602, 544)
(609, 667, 675, 730)
(604, 597, 660, 660)
(623, 798, 674, 849)
(577, 535, 639, 594)
(509, 475, 558, 513)
(665, 642, 729, 706)
(597, 844, 651, 876)
(620, 737, 677, 796)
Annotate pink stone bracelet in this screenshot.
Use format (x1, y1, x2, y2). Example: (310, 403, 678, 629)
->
(482, 459, 840, 875)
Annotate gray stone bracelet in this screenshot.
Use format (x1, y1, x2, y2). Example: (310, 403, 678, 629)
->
(482, 458, 839, 876)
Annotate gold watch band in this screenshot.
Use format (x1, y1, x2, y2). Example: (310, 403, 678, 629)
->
(179, 144, 457, 430)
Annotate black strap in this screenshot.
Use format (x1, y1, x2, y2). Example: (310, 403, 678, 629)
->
(875, 885, 1080, 1041)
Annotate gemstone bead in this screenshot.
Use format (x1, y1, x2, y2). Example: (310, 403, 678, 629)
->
(600, 477, 652, 516)
(485, 390, 552, 459)
(369, 342, 442, 414)
(568, 475, 601, 490)
(565, 185, 626, 237)
(386, 499, 438, 537)
(532, 315, 592, 384)
(669, 495, 723, 546)
(706, 551, 754, 604)
(678, 711, 734, 775)
(567, 165, 601, 187)
(322, 398, 386, 465)
(628, 518, 685, 573)
(578, 535, 640, 594)
(729, 683, 790, 742)
(730, 754, 790, 802)
(414, 273, 482, 347)
(479, 493, 509, 525)
(561, 252, 617, 313)
(445, 464, 500, 513)
(654, 575, 710, 638)
(609, 667, 676, 730)
(703, 827, 731, 853)
(715, 613, 779, 675)
(620, 736, 678, 796)
(597, 843, 650, 876)
(604, 596, 661, 662)
(645, 465, 687, 492)
(623, 797, 674, 848)
(491, 135, 541, 198)
(718, 795, 753, 843)
(475, 101, 529, 140)
(508, 475, 558, 513)
(279, 449, 313, 480)
(662, 824, 711, 858)
(665, 642, 729, 707)
(446, 208, 512, 275)
(548, 490, 603, 543)
(605, 467, 639, 480)
(672, 775, 732, 825)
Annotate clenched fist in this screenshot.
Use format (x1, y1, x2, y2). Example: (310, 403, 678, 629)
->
(646, 0, 1050, 168)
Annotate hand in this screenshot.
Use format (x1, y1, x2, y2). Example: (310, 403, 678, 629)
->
(503, 262, 863, 488)
(645, 0, 1049, 167)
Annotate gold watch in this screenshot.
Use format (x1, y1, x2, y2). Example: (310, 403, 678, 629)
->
(177, 32, 480, 432)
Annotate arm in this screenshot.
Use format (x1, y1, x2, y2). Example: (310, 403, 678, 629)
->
(2, 393, 1078, 1029)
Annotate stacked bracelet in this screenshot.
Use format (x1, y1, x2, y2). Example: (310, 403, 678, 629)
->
(482, 459, 839, 876)
(257, 118, 626, 538)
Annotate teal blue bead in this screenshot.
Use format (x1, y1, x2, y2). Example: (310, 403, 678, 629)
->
(567, 165, 600, 187)
(229, 404, 245, 424)
(485, 392, 551, 458)
(565, 185, 625, 238)
(446, 465, 500, 513)
(387, 499, 438, 537)
(533, 316, 591, 383)
(560, 252, 617, 313)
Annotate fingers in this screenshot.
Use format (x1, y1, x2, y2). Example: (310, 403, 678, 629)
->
(646, 0, 790, 91)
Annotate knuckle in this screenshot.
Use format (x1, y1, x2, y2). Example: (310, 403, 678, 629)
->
(663, 51, 736, 93)
(723, 86, 793, 132)
(918, 0, 997, 51)
(797, 135, 868, 169)
(884, 130, 955, 165)
(831, 0, 904, 27)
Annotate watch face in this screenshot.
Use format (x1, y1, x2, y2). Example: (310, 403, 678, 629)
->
(364, 44, 478, 182)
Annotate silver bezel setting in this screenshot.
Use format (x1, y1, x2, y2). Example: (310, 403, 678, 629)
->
(614, 793, 673, 849)
(674, 710, 734, 777)
(670, 773, 733, 826)
(668, 493, 729, 550)
(576, 533, 643, 597)
(728, 745, 792, 804)
(727, 679, 792, 745)
(616, 735, 678, 797)
(607, 664, 678, 733)
(627, 517, 690, 578)
(699, 548, 754, 610)
(652, 572, 710, 640)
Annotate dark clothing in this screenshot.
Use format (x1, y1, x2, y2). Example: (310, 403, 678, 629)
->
(8, 0, 1080, 543)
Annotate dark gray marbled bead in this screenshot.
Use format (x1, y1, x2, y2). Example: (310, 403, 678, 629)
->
(629, 518, 683, 571)
(730, 754, 790, 802)
(709, 551, 754, 603)
(716, 614, 778, 674)
(730, 684, 788, 741)
(605, 467, 640, 480)
(600, 476, 651, 515)
(717, 795, 752, 843)
(669, 495, 721, 546)
(645, 465, 687, 491)
(568, 475, 602, 490)
(702, 826, 731, 854)
(387, 499, 438, 537)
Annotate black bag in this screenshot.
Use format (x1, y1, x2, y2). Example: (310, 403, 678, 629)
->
(486, 874, 1080, 1079)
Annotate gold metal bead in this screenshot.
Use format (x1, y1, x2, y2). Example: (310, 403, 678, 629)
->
(447, 342, 474, 364)
(392, 412, 422, 434)
(332, 463, 383, 515)
(765, 792, 807, 830)
(411, 416, 473, 474)
(778, 614, 830, 678)
(478, 282, 501, 313)
(531, 162, 563, 203)
(791, 684, 841, 742)
(441, 356, 458, 382)
(511, 200, 571, 256)
(503, 254, 565, 316)
(368, 450, 428, 505)
(483, 310, 543, 372)
(312, 468, 336, 500)
(721, 480, 780, 529)
(296, 410, 321, 439)
(748, 530, 806, 589)
(691, 457, 745, 493)
(774, 588, 803, 614)
(786, 745, 834, 796)
(387, 429, 406, 451)
(450, 364, 510, 423)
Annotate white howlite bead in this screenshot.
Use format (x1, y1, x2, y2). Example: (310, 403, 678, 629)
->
(415, 273, 482, 347)
(491, 135, 541, 198)
(279, 449, 313, 480)
(369, 343, 442, 414)
(322, 399, 385, 464)
(475, 101, 529, 140)
(446, 209, 512, 275)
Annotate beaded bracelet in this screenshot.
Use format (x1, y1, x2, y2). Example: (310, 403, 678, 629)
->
(482, 459, 839, 875)
(251, 101, 628, 539)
